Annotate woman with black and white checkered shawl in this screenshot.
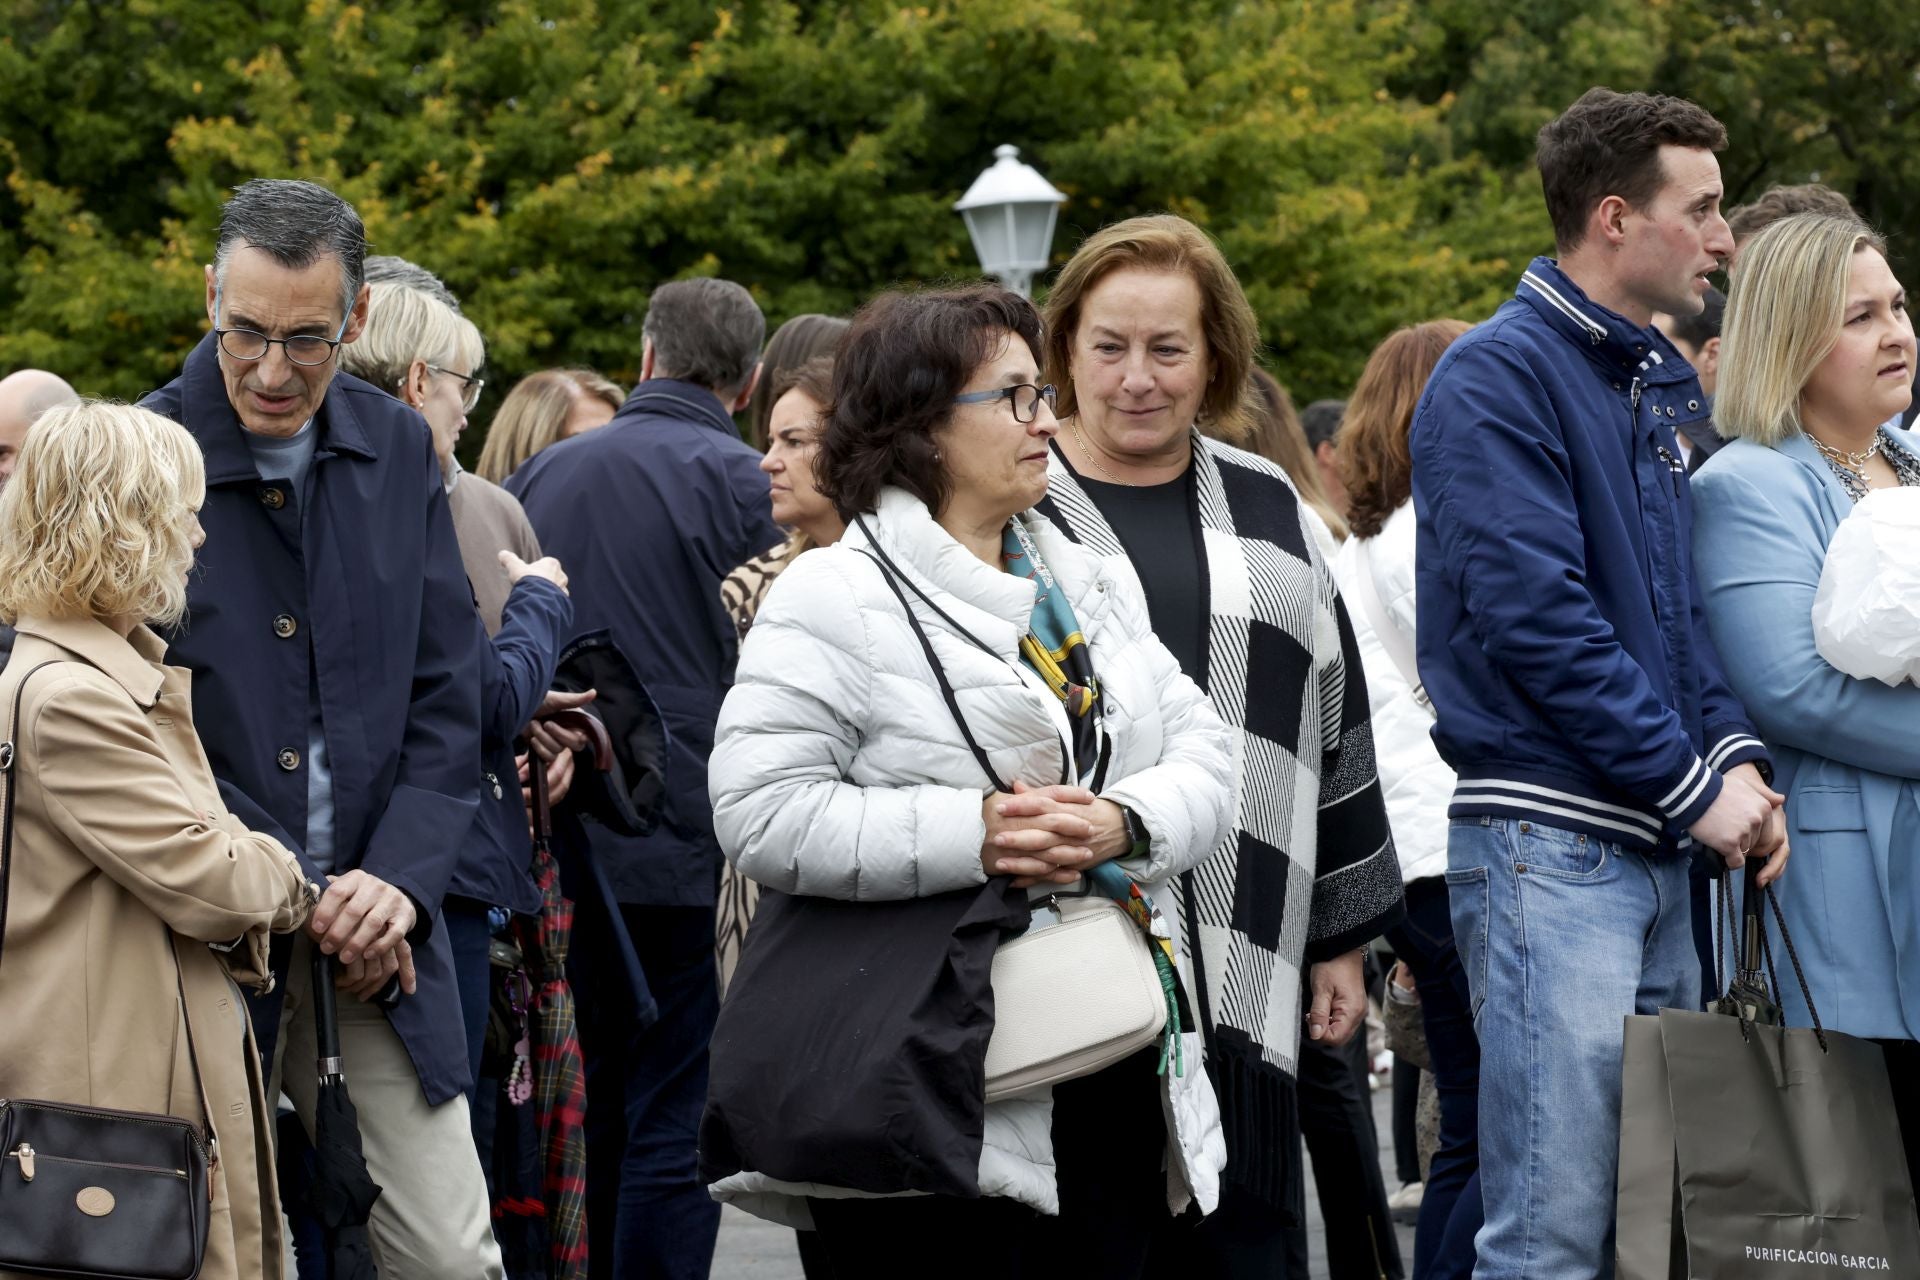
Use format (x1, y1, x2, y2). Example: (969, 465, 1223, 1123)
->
(1037, 214, 1406, 1269)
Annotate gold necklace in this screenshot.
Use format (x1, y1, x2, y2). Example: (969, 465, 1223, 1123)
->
(1070, 419, 1133, 487)
(1808, 430, 1883, 475)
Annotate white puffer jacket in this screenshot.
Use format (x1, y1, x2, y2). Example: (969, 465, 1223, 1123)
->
(708, 487, 1233, 1227)
(1330, 501, 1454, 884)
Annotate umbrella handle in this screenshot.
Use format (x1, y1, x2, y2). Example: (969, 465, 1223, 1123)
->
(312, 946, 344, 1078)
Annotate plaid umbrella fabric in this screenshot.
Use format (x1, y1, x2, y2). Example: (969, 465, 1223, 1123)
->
(520, 740, 590, 1279)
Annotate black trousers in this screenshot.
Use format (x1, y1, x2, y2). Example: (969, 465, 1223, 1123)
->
(1877, 1038, 1920, 1186)
(1297, 1017, 1405, 1279)
(807, 1050, 1168, 1279)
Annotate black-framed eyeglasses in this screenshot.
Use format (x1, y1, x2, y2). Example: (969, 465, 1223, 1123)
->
(216, 328, 346, 367)
(210, 283, 349, 367)
(951, 382, 1058, 423)
(428, 364, 486, 413)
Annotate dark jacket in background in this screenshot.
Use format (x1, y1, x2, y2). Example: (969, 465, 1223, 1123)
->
(0, 622, 13, 671)
(507, 378, 780, 907)
(1677, 410, 1726, 476)
(143, 334, 485, 1106)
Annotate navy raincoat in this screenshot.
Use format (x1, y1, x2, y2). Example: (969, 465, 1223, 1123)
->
(507, 378, 779, 907)
(144, 334, 485, 1106)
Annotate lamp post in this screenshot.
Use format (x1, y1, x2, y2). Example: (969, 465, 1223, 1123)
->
(954, 144, 1067, 298)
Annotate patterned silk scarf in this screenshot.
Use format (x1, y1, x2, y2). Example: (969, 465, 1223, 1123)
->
(1002, 518, 1184, 1076)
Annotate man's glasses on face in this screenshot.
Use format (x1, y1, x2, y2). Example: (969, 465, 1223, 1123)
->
(211, 284, 349, 367)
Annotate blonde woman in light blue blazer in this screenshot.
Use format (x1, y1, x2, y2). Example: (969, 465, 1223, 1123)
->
(1692, 212, 1920, 1183)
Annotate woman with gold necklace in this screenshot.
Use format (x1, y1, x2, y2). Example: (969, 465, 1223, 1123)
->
(1692, 211, 1920, 1188)
(1036, 214, 1406, 1276)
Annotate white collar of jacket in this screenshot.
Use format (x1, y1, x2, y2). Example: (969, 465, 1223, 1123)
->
(841, 486, 1114, 656)
(1516, 256, 1699, 386)
(11, 615, 169, 709)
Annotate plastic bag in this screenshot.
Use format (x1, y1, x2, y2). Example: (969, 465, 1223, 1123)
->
(1811, 486, 1920, 686)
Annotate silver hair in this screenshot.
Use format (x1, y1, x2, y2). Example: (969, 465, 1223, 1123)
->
(364, 255, 461, 313)
(212, 179, 368, 316)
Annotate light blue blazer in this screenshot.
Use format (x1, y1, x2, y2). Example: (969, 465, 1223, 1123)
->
(1692, 430, 1920, 1042)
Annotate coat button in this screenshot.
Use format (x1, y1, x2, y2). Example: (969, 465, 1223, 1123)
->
(259, 486, 286, 510)
(277, 748, 301, 771)
(273, 614, 298, 639)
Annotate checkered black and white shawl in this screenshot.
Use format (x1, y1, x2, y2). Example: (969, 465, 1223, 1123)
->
(1040, 434, 1404, 1202)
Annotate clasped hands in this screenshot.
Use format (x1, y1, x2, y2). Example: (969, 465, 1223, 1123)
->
(308, 868, 419, 1002)
(980, 779, 1133, 889)
(1688, 760, 1791, 888)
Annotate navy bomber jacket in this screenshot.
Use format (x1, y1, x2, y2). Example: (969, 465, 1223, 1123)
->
(1410, 257, 1771, 851)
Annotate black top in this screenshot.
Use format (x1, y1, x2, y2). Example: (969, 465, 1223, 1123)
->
(1069, 461, 1207, 681)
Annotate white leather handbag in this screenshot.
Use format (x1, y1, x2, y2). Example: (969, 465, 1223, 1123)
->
(983, 895, 1169, 1103)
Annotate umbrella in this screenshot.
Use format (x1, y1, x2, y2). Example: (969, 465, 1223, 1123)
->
(308, 947, 384, 1279)
(517, 710, 594, 1280)
(1712, 859, 1783, 1028)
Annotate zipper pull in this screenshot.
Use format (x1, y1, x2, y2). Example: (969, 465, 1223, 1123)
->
(1656, 445, 1684, 497)
(12, 1143, 33, 1182)
(1630, 377, 1644, 410)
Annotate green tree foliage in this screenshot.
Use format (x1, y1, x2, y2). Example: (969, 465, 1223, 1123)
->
(3, 0, 1915, 425)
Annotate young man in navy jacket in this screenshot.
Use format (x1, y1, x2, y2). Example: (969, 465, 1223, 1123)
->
(1410, 90, 1790, 1278)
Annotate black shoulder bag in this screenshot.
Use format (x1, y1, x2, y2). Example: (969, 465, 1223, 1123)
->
(0, 661, 214, 1280)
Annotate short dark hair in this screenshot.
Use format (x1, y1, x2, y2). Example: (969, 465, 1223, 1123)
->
(819, 285, 1043, 521)
(642, 278, 765, 395)
(364, 255, 460, 312)
(215, 179, 369, 315)
(1300, 399, 1346, 450)
(1666, 285, 1725, 349)
(771, 355, 835, 412)
(1536, 89, 1728, 252)
(1726, 183, 1858, 244)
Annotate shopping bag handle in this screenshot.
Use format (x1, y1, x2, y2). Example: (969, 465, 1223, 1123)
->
(1714, 860, 1828, 1052)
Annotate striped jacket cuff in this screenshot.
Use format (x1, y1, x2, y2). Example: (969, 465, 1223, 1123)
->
(1704, 731, 1770, 778)
(1656, 754, 1722, 831)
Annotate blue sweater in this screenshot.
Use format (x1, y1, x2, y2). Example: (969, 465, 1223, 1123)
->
(1410, 258, 1770, 850)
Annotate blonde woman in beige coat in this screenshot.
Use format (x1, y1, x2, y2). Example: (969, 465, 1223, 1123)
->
(0, 401, 316, 1280)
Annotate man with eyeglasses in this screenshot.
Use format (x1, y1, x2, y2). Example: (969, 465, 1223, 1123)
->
(508, 275, 781, 1280)
(142, 178, 503, 1277)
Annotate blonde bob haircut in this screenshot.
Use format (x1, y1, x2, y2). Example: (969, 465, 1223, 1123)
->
(338, 281, 479, 394)
(1042, 214, 1260, 442)
(1717, 212, 1884, 447)
(475, 369, 626, 483)
(0, 400, 206, 629)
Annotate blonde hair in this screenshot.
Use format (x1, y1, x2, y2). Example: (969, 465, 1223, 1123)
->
(1042, 214, 1261, 441)
(475, 368, 626, 483)
(0, 400, 206, 628)
(338, 282, 475, 393)
(1717, 213, 1883, 447)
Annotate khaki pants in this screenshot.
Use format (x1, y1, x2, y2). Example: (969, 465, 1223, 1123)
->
(272, 936, 504, 1280)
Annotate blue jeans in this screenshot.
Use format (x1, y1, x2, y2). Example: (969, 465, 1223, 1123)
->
(1447, 817, 1698, 1280)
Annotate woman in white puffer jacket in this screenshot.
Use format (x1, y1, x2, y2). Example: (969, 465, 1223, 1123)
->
(1328, 318, 1483, 1279)
(706, 285, 1233, 1275)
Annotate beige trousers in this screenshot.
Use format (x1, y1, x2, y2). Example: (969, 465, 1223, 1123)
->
(271, 936, 504, 1280)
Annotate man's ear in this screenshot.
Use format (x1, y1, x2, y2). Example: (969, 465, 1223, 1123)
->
(203, 264, 218, 328)
(1594, 194, 1632, 249)
(727, 362, 764, 415)
(639, 337, 656, 383)
(341, 282, 372, 345)
(1700, 335, 1721, 378)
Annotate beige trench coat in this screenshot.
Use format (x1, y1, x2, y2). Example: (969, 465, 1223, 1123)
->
(0, 616, 315, 1280)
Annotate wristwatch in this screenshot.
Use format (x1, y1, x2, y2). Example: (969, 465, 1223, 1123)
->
(1120, 805, 1152, 859)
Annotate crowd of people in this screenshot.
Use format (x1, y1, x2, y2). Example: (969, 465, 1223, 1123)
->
(0, 80, 1914, 1280)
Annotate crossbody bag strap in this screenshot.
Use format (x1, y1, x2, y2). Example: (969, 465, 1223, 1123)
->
(0, 658, 219, 1169)
(0, 660, 59, 973)
(857, 545, 1014, 795)
(1350, 536, 1431, 714)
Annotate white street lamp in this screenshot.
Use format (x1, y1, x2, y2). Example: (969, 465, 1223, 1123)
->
(954, 144, 1067, 298)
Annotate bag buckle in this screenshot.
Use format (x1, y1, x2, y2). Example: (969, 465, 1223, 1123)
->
(0, 740, 13, 772)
